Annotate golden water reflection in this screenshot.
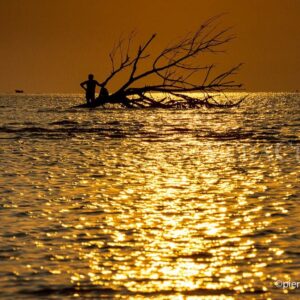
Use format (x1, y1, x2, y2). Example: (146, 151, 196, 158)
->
(29, 141, 297, 299)
(1, 94, 300, 298)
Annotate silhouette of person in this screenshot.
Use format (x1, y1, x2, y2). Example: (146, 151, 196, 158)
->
(80, 74, 101, 105)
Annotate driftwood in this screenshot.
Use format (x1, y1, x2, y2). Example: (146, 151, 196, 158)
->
(80, 16, 245, 109)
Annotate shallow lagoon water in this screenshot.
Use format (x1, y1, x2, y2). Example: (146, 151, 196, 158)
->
(0, 93, 300, 299)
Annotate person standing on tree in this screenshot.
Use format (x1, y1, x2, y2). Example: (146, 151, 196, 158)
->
(80, 74, 101, 105)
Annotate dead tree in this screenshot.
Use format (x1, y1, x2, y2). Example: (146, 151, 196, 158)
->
(89, 16, 245, 109)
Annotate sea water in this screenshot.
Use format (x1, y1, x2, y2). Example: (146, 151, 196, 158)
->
(0, 93, 300, 299)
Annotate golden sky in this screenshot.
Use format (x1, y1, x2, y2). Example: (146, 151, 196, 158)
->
(0, 0, 299, 93)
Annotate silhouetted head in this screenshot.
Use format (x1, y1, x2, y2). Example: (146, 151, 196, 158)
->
(88, 74, 94, 80)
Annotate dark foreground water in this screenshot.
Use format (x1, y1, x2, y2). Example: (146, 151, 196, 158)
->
(0, 93, 300, 299)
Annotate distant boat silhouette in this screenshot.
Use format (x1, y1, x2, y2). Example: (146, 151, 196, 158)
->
(15, 90, 24, 94)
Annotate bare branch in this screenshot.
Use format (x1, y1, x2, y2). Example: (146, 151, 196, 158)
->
(92, 15, 244, 109)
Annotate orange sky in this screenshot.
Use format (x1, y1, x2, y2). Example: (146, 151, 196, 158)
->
(0, 0, 299, 93)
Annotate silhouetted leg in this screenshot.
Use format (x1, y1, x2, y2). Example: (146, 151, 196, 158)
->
(86, 93, 94, 105)
(90, 95, 95, 105)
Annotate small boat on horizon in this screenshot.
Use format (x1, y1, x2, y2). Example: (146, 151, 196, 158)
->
(15, 90, 24, 94)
